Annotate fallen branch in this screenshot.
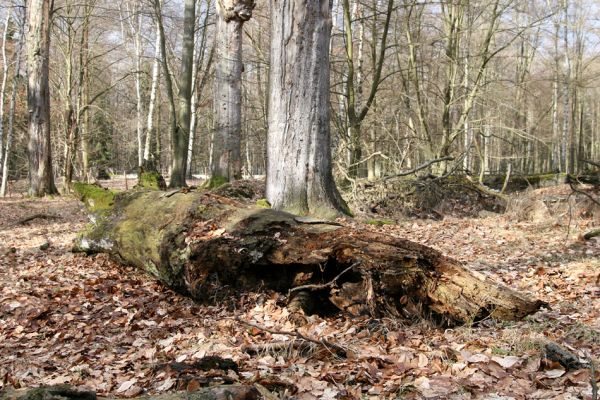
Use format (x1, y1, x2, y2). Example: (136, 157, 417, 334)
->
(5, 213, 61, 228)
(235, 318, 347, 358)
(288, 262, 360, 295)
(544, 342, 588, 370)
(242, 341, 314, 355)
(568, 181, 600, 207)
(583, 159, 600, 169)
(381, 156, 454, 182)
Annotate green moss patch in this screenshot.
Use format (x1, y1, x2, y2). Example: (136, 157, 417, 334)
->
(365, 218, 395, 226)
(138, 171, 167, 190)
(72, 182, 118, 214)
(256, 198, 271, 208)
(203, 176, 229, 189)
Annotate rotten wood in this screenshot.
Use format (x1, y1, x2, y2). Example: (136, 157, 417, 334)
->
(74, 188, 546, 324)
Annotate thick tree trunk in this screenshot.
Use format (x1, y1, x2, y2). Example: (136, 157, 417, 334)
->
(267, 0, 349, 218)
(75, 187, 545, 324)
(209, 0, 254, 186)
(27, 0, 58, 196)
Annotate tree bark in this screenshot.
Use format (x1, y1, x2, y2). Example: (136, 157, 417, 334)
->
(74, 188, 545, 324)
(0, 13, 10, 178)
(27, 0, 58, 196)
(168, 0, 196, 188)
(266, 0, 349, 218)
(209, 0, 254, 186)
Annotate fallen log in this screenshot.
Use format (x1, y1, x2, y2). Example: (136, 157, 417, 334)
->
(0, 385, 261, 400)
(73, 185, 546, 324)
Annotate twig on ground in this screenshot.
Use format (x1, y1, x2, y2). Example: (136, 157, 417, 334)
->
(235, 317, 347, 357)
(288, 262, 360, 295)
(242, 341, 314, 355)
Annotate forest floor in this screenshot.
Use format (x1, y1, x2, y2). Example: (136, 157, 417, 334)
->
(0, 180, 599, 399)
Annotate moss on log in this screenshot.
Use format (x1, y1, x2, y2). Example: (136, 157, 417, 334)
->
(74, 188, 545, 324)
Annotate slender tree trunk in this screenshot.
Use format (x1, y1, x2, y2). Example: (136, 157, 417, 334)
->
(1, 19, 24, 197)
(168, 0, 196, 187)
(143, 22, 161, 166)
(154, 0, 177, 176)
(27, 0, 58, 196)
(80, 5, 91, 182)
(267, 0, 349, 218)
(186, 2, 212, 179)
(209, 0, 254, 185)
(126, 2, 144, 167)
(0, 13, 10, 177)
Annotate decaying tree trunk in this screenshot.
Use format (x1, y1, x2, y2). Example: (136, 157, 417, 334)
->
(74, 186, 545, 324)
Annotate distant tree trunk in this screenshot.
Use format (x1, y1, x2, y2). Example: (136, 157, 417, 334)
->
(1, 15, 24, 197)
(187, 1, 215, 179)
(0, 13, 9, 178)
(154, 0, 177, 176)
(267, 0, 349, 218)
(143, 22, 161, 168)
(80, 5, 91, 182)
(125, 0, 144, 167)
(27, 0, 58, 196)
(209, 0, 255, 186)
(168, 0, 196, 188)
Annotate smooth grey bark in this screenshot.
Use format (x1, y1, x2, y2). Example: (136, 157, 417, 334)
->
(266, 0, 349, 218)
(168, 0, 196, 188)
(27, 0, 58, 196)
(143, 22, 161, 165)
(209, 0, 255, 185)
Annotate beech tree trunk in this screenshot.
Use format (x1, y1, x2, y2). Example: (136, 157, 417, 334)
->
(169, 0, 196, 188)
(266, 0, 349, 218)
(74, 187, 545, 324)
(209, 0, 254, 186)
(27, 0, 58, 196)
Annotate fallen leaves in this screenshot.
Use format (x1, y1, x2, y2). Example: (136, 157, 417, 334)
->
(0, 185, 599, 399)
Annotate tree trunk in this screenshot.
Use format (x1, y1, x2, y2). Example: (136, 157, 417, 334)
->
(27, 0, 58, 196)
(267, 0, 349, 218)
(0, 13, 9, 178)
(1, 16, 24, 197)
(143, 22, 161, 166)
(74, 187, 545, 324)
(167, 0, 196, 188)
(209, 0, 254, 186)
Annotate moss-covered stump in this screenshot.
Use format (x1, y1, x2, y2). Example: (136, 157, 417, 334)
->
(137, 164, 167, 191)
(74, 188, 545, 324)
